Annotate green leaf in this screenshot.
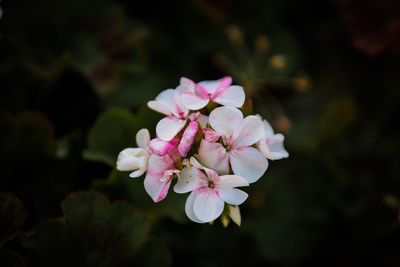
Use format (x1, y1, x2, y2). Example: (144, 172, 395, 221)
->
(31, 191, 161, 267)
(83, 106, 161, 166)
(0, 193, 28, 246)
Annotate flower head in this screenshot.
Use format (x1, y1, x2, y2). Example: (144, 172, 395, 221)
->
(257, 118, 289, 160)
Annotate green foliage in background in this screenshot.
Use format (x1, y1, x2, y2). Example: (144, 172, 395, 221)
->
(1, 0, 399, 266)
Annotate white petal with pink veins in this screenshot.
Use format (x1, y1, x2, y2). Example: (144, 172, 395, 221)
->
(136, 128, 150, 149)
(218, 175, 249, 188)
(147, 100, 172, 116)
(185, 191, 205, 223)
(193, 189, 225, 222)
(229, 146, 269, 183)
(219, 188, 248, 205)
(156, 116, 186, 141)
(144, 172, 173, 202)
(149, 138, 179, 156)
(234, 115, 265, 147)
(213, 85, 245, 108)
(209, 106, 243, 137)
(178, 121, 198, 157)
(197, 140, 230, 175)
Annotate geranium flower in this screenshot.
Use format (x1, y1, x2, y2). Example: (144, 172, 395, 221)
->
(197, 106, 268, 183)
(116, 129, 150, 178)
(179, 76, 245, 110)
(256, 118, 289, 160)
(174, 157, 249, 223)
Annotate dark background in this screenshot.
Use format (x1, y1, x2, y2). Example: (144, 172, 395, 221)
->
(1, 0, 400, 266)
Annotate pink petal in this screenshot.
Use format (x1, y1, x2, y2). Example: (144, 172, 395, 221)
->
(218, 175, 249, 188)
(197, 140, 230, 175)
(229, 146, 269, 183)
(136, 128, 150, 149)
(209, 106, 243, 137)
(149, 138, 179, 156)
(185, 191, 206, 223)
(234, 115, 265, 147)
(182, 92, 209, 110)
(156, 116, 186, 141)
(212, 76, 233, 98)
(178, 121, 198, 157)
(203, 128, 220, 142)
(147, 154, 174, 174)
(193, 189, 225, 222)
(219, 188, 248, 205)
(213, 85, 245, 108)
(174, 167, 207, 194)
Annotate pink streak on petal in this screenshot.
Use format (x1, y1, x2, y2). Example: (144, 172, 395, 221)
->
(195, 83, 211, 99)
(178, 121, 199, 157)
(156, 179, 172, 202)
(212, 76, 233, 99)
(149, 138, 179, 156)
(203, 128, 220, 142)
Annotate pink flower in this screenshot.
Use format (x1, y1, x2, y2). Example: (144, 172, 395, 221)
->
(174, 157, 249, 223)
(197, 106, 268, 183)
(179, 76, 245, 110)
(116, 129, 150, 178)
(256, 118, 289, 160)
(147, 88, 189, 141)
(144, 150, 180, 202)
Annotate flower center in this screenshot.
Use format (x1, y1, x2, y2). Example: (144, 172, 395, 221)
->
(160, 169, 180, 182)
(208, 180, 216, 188)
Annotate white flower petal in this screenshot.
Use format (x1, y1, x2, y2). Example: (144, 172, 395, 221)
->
(197, 79, 220, 95)
(230, 147, 269, 183)
(214, 85, 245, 108)
(136, 128, 150, 149)
(197, 114, 209, 128)
(116, 148, 148, 172)
(176, 77, 195, 94)
(193, 189, 225, 222)
(185, 191, 206, 223)
(234, 115, 265, 147)
(258, 133, 289, 160)
(209, 106, 243, 137)
(182, 92, 209, 110)
(197, 140, 230, 175)
(147, 100, 172, 116)
(174, 167, 207, 194)
(262, 119, 275, 137)
(219, 188, 248, 205)
(218, 175, 249, 188)
(156, 116, 186, 141)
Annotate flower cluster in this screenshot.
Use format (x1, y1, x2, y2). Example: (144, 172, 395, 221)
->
(116, 76, 288, 225)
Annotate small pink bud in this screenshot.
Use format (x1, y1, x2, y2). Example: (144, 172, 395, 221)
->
(178, 121, 199, 157)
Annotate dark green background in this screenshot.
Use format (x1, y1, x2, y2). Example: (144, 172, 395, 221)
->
(1, 0, 399, 266)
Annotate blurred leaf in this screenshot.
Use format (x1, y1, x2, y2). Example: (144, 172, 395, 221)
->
(0, 193, 28, 246)
(83, 106, 161, 166)
(93, 170, 187, 223)
(0, 248, 27, 267)
(30, 191, 163, 267)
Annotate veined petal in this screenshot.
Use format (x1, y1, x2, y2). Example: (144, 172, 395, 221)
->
(174, 166, 207, 194)
(144, 172, 172, 202)
(218, 175, 249, 188)
(182, 92, 209, 110)
(185, 191, 206, 223)
(234, 115, 265, 147)
(258, 133, 289, 160)
(178, 121, 198, 157)
(147, 154, 174, 173)
(193, 189, 225, 222)
(203, 128, 220, 142)
(219, 188, 248, 205)
(213, 85, 245, 108)
(230, 147, 269, 183)
(149, 138, 179, 156)
(209, 106, 243, 137)
(156, 116, 186, 141)
(197, 140, 230, 175)
(136, 128, 150, 149)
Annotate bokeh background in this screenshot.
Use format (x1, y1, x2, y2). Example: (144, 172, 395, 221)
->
(1, 0, 400, 266)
